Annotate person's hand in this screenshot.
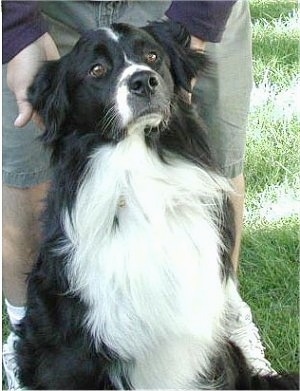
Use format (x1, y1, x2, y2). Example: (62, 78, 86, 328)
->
(190, 36, 206, 53)
(179, 36, 206, 104)
(190, 36, 206, 91)
(6, 33, 60, 128)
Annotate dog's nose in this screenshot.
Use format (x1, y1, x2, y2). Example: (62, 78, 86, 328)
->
(128, 71, 159, 97)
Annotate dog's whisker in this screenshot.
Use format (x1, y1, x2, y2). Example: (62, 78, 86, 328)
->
(98, 106, 122, 137)
(101, 106, 117, 129)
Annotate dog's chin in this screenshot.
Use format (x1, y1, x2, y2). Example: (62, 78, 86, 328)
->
(126, 108, 170, 137)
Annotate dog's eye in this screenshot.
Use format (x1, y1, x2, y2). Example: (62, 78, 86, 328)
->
(89, 64, 107, 78)
(145, 52, 158, 64)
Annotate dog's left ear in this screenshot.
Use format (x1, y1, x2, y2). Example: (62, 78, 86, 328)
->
(28, 58, 70, 145)
(143, 20, 207, 92)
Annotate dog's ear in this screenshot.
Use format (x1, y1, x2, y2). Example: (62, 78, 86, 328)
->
(28, 59, 70, 144)
(143, 20, 207, 93)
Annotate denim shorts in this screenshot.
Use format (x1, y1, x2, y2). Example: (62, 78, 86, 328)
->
(2, 0, 252, 188)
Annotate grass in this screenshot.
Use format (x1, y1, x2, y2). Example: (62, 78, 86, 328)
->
(239, 218, 299, 372)
(2, 0, 299, 385)
(250, 0, 299, 91)
(239, 0, 299, 373)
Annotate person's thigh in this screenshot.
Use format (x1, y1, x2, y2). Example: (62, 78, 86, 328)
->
(2, 2, 96, 188)
(192, 0, 253, 179)
(2, 65, 52, 188)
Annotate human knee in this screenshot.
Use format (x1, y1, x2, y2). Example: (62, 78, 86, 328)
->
(2, 184, 49, 257)
(231, 174, 245, 197)
(3, 183, 49, 222)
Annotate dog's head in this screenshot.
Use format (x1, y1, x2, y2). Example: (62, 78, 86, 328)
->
(29, 21, 206, 145)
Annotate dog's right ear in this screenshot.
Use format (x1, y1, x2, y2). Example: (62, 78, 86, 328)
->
(28, 59, 70, 145)
(143, 20, 208, 93)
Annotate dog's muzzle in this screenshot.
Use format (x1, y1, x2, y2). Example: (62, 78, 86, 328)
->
(128, 70, 170, 126)
(116, 66, 171, 131)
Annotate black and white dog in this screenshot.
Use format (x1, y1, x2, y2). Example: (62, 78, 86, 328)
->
(16, 21, 297, 390)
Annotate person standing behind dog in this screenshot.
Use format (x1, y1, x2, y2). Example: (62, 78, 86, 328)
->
(2, 1, 276, 389)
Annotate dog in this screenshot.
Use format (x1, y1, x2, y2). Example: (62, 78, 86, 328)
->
(15, 21, 298, 390)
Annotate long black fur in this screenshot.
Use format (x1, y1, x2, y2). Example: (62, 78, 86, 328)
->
(15, 21, 298, 390)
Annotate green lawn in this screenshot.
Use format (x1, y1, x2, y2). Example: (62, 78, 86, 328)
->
(239, 0, 299, 373)
(2, 0, 299, 386)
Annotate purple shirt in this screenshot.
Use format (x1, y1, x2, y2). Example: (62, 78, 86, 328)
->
(2, 1, 237, 64)
(2, 1, 48, 64)
(166, 1, 237, 42)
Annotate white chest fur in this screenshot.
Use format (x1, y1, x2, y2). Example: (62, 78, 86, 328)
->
(61, 132, 232, 388)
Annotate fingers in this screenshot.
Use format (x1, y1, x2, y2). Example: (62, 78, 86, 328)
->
(189, 36, 206, 96)
(14, 92, 34, 128)
(190, 36, 206, 53)
(7, 33, 60, 129)
(178, 88, 192, 104)
(44, 33, 60, 60)
(32, 112, 45, 130)
(14, 102, 44, 129)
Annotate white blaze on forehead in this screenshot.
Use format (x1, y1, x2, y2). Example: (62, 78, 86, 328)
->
(101, 27, 119, 42)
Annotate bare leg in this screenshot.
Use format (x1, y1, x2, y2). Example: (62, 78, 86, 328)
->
(230, 173, 245, 273)
(2, 182, 50, 307)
